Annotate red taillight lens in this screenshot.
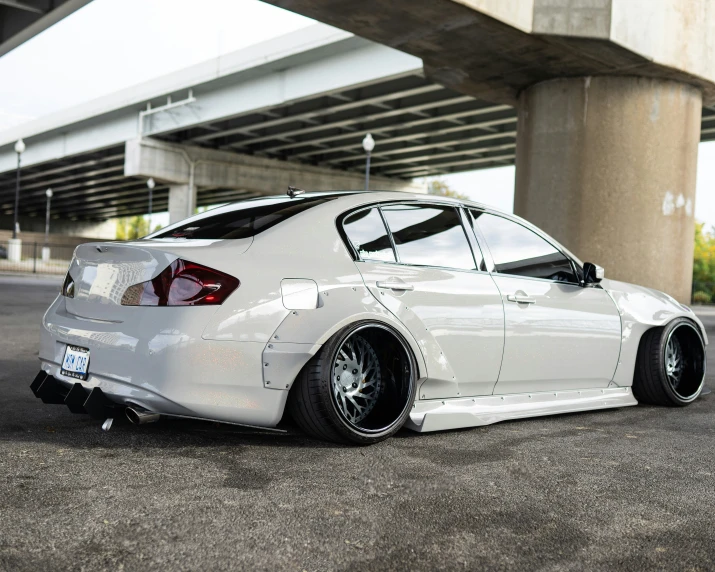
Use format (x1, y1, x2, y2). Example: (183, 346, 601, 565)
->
(121, 259, 239, 306)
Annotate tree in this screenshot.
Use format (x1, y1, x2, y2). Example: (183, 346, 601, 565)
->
(116, 216, 156, 240)
(693, 222, 715, 302)
(427, 178, 469, 200)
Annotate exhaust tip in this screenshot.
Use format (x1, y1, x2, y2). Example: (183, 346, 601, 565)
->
(126, 406, 161, 425)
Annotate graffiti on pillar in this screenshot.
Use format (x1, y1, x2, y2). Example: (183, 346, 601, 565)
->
(662, 191, 693, 217)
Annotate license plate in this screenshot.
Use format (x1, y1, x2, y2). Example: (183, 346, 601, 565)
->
(61, 345, 90, 380)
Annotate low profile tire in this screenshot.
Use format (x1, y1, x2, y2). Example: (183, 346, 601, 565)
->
(288, 321, 417, 444)
(633, 318, 706, 406)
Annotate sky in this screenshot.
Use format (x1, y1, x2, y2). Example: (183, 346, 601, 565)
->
(0, 0, 713, 230)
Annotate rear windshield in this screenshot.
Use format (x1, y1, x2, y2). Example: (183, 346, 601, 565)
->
(150, 196, 336, 239)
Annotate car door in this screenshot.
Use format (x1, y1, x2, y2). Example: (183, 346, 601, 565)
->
(341, 202, 504, 399)
(469, 210, 622, 394)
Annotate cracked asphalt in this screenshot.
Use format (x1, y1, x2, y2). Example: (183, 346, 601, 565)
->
(1, 276, 714, 571)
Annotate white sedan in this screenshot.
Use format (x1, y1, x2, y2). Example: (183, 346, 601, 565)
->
(31, 191, 708, 444)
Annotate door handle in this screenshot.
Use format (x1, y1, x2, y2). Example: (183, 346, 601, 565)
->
(507, 294, 535, 304)
(376, 281, 414, 291)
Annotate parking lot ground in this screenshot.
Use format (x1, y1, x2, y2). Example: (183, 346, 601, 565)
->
(1, 278, 714, 571)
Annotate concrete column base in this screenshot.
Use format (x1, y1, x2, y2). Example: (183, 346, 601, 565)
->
(514, 76, 702, 303)
(168, 184, 197, 225)
(7, 238, 22, 262)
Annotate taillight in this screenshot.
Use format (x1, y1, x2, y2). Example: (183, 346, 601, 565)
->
(121, 259, 239, 306)
(62, 273, 75, 298)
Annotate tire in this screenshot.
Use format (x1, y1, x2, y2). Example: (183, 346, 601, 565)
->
(288, 321, 417, 444)
(633, 318, 706, 406)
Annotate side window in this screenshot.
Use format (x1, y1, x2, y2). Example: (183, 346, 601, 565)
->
(382, 204, 477, 271)
(343, 208, 396, 262)
(472, 211, 577, 283)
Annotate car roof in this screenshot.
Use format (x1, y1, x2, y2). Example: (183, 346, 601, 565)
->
(234, 189, 497, 212)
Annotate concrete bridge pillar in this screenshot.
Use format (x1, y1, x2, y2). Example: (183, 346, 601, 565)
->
(168, 184, 197, 225)
(514, 77, 702, 302)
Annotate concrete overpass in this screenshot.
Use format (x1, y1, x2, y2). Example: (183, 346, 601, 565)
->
(2, 21, 715, 225)
(0, 24, 526, 226)
(260, 0, 715, 303)
(0, 0, 90, 58)
(2, 3, 715, 301)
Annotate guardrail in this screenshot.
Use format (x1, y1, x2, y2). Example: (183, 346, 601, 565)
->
(0, 240, 75, 275)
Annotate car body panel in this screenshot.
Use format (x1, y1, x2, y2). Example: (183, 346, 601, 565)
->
(407, 386, 637, 432)
(355, 260, 505, 399)
(602, 278, 708, 387)
(37, 191, 707, 433)
(491, 275, 622, 393)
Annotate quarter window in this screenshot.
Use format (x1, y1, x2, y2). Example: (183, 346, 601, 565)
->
(343, 208, 396, 262)
(472, 211, 577, 283)
(382, 204, 477, 271)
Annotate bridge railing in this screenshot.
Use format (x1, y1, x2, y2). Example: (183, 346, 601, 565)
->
(0, 240, 76, 276)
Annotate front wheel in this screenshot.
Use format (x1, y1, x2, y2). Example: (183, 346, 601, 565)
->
(633, 318, 706, 406)
(288, 321, 417, 444)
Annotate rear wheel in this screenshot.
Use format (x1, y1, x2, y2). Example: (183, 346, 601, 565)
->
(288, 321, 417, 444)
(633, 319, 706, 406)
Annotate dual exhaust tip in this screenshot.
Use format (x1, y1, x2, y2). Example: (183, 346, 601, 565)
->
(125, 406, 161, 425)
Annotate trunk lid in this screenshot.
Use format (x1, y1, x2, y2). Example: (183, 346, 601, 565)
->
(65, 238, 250, 321)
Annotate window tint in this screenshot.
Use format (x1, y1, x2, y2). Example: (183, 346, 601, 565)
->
(343, 208, 396, 262)
(151, 196, 335, 239)
(382, 204, 477, 271)
(472, 211, 577, 282)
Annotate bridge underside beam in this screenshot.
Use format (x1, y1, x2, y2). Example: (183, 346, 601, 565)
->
(124, 138, 426, 224)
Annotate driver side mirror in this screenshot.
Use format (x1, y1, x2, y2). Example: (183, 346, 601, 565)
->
(582, 262, 604, 286)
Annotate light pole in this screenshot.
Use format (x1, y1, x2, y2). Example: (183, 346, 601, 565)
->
(147, 177, 155, 232)
(13, 139, 25, 238)
(42, 189, 53, 263)
(362, 133, 375, 192)
(8, 139, 25, 262)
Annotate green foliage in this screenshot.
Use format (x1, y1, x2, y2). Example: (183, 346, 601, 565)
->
(116, 216, 160, 240)
(427, 178, 469, 200)
(692, 291, 712, 304)
(693, 222, 715, 303)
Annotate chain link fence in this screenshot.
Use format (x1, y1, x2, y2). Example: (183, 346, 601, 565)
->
(0, 240, 75, 275)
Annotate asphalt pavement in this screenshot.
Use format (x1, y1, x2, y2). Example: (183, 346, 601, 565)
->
(1, 277, 714, 571)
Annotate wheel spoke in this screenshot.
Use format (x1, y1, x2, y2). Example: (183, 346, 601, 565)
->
(331, 334, 383, 425)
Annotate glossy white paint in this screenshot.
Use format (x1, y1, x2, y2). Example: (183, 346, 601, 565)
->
(38, 191, 708, 433)
(492, 275, 622, 393)
(356, 261, 504, 398)
(603, 278, 707, 387)
(407, 387, 637, 432)
(280, 279, 319, 310)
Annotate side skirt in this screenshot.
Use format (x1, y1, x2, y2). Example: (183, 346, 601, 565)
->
(406, 387, 637, 433)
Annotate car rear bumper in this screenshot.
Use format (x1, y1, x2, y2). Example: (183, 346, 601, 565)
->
(39, 296, 288, 427)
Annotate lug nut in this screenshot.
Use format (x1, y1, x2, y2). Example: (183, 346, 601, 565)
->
(343, 387, 348, 392)
(352, 382, 358, 388)
(352, 369, 358, 374)
(337, 376, 340, 381)
(343, 364, 347, 370)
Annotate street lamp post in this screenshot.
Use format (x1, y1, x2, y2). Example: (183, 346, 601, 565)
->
(42, 189, 53, 263)
(8, 139, 26, 262)
(362, 133, 375, 192)
(147, 177, 155, 232)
